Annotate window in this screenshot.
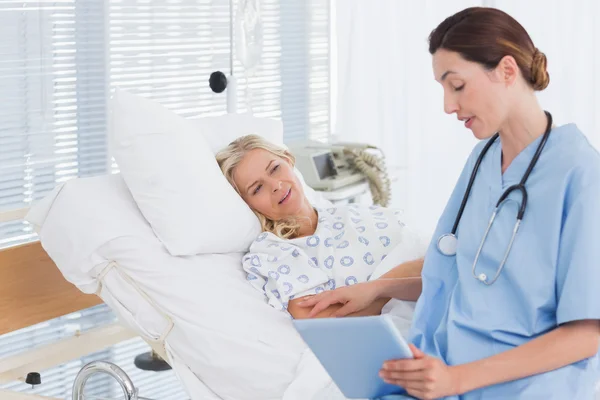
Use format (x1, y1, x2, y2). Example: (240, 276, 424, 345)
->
(0, 1, 330, 398)
(0, 0, 331, 248)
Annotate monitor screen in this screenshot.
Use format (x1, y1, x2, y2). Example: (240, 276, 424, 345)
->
(313, 152, 337, 180)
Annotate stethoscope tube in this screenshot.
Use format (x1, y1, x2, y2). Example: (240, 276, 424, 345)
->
(450, 133, 499, 235)
(439, 111, 553, 285)
(497, 184, 527, 220)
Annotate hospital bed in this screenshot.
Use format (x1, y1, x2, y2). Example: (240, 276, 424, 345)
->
(0, 238, 346, 400)
(1, 91, 393, 400)
(0, 205, 400, 400)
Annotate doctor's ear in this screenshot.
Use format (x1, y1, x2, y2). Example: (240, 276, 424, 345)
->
(495, 55, 519, 87)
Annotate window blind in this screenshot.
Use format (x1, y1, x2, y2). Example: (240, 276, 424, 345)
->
(0, 1, 330, 398)
(0, 0, 331, 248)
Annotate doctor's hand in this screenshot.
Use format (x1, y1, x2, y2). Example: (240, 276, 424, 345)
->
(380, 344, 461, 400)
(296, 281, 381, 318)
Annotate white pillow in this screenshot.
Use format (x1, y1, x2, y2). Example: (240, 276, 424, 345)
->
(109, 90, 331, 256)
(189, 111, 333, 209)
(109, 90, 261, 256)
(27, 174, 310, 400)
(188, 113, 284, 154)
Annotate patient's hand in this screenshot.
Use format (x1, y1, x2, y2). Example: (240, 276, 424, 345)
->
(296, 281, 383, 318)
(288, 297, 345, 319)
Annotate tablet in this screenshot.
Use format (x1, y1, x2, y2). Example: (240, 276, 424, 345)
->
(293, 314, 413, 399)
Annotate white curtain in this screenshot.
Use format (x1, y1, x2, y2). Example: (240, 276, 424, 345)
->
(493, 0, 600, 142)
(334, 0, 600, 235)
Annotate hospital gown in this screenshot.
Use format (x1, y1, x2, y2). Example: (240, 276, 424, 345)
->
(242, 205, 411, 311)
(410, 123, 600, 399)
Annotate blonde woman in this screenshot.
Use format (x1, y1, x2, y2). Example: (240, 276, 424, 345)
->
(216, 134, 423, 319)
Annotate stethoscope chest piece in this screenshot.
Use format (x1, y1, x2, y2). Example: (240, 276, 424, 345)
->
(437, 233, 458, 256)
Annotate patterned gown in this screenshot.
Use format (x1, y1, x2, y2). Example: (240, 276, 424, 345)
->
(242, 204, 412, 312)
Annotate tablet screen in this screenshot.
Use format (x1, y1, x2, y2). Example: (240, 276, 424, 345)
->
(294, 315, 413, 399)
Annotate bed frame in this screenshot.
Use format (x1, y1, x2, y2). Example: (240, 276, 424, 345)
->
(0, 242, 102, 337)
(0, 210, 156, 399)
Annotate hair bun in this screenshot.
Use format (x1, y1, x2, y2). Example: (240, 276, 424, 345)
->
(531, 48, 550, 91)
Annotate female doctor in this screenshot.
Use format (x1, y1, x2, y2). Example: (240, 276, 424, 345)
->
(299, 6, 600, 399)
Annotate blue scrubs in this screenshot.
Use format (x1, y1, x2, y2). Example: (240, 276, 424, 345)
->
(410, 123, 600, 399)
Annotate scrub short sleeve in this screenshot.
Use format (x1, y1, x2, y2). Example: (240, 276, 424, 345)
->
(556, 173, 600, 325)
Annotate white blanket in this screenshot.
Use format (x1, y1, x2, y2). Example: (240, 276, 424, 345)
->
(27, 173, 427, 400)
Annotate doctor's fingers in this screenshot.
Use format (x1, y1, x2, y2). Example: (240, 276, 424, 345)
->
(297, 292, 331, 307)
(307, 297, 346, 317)
(331, 301, 361, 317)
(380, 370, 426, 382)
(383, 358, 428, 372)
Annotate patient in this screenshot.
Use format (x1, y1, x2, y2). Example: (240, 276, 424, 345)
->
(216, 135, 423, 319)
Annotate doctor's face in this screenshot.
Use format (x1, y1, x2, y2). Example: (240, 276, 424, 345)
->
(232, 148, 307, 221)
(432, 49, 511, 140)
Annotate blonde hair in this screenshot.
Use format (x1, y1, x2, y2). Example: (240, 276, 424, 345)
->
(215, 134, 303, 239)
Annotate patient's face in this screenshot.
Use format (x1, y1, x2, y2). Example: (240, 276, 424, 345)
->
(432, 49, 511, 140)
(233, 149, 307, 221)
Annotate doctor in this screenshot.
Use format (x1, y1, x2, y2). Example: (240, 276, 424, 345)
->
(300, 6, 600, 399)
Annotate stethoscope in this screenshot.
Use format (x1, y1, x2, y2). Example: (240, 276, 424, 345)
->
(437, 111, 553, 285)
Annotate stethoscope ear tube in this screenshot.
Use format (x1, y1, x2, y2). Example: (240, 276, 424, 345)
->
(450, 133, 500, 235)
(497, 184, 528, 220)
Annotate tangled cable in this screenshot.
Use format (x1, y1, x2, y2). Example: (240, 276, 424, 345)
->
(344, 147, 391, 207)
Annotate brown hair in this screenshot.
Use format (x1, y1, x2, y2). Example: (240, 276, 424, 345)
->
(429, 7, 549, 91)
